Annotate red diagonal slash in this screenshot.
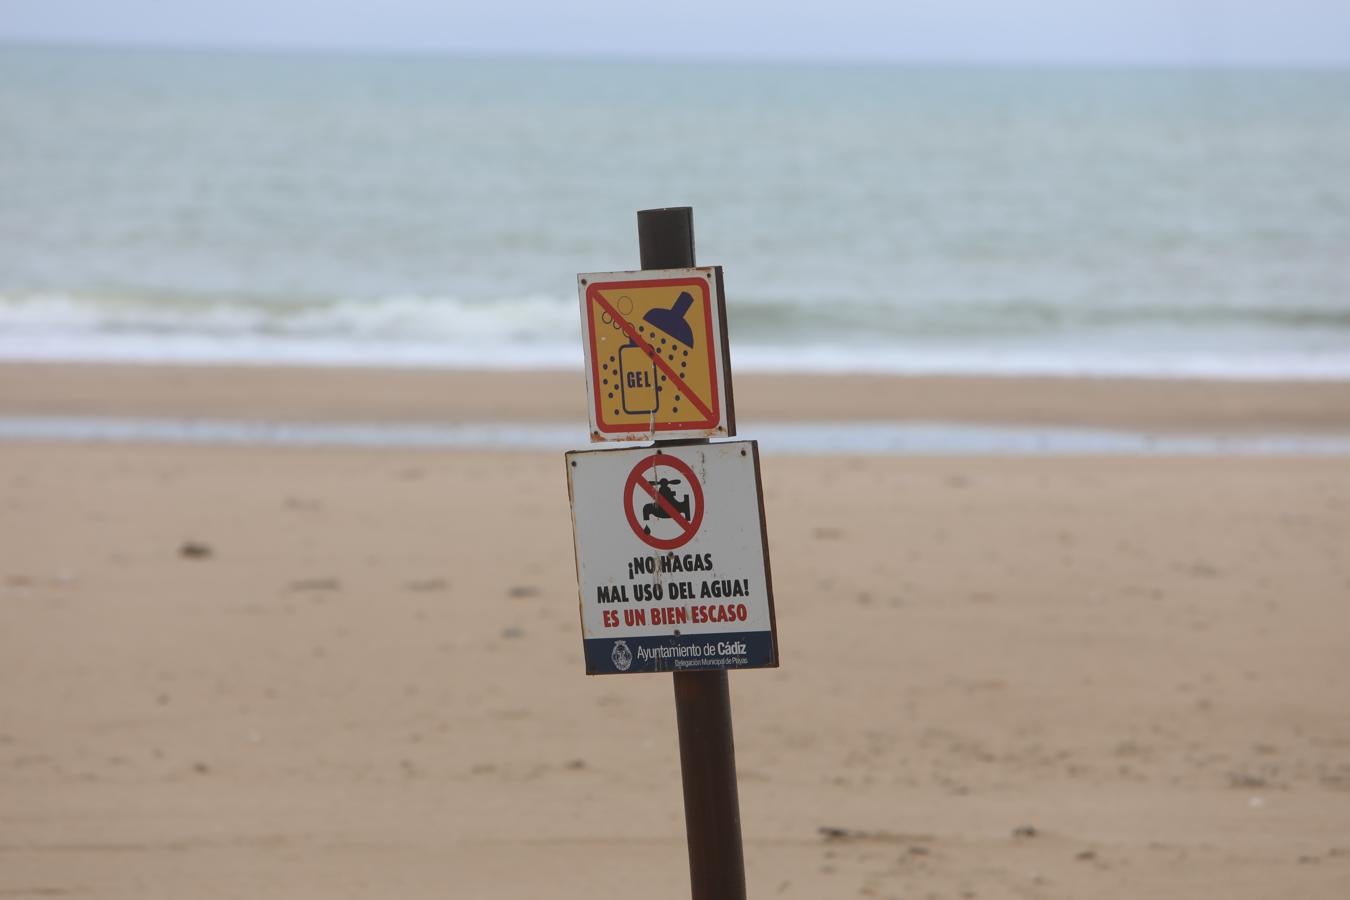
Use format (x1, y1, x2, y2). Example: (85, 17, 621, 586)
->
(591, 291, 715, 423)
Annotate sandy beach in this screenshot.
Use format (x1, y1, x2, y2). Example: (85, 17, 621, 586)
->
(3, 364, 1350, 899)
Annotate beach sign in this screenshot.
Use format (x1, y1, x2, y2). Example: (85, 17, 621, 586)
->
(565, 440, 777, 675)
(577, 267, 735, 442)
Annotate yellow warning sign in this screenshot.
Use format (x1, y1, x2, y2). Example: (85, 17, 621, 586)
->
(578, 267, 734, 441)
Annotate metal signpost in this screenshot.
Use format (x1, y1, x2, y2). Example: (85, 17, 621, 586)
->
(565, 207, 776, 900)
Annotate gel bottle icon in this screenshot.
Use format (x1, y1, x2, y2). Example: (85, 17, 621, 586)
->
(619, 343, 658, 414)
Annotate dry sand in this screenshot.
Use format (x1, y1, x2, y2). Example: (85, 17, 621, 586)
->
(2, 365, 1349, 899)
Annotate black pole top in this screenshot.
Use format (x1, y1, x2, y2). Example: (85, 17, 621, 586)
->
(637, 207, 696, 270)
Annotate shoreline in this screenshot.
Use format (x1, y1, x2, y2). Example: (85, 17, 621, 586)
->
(4, 362, 1350, 433)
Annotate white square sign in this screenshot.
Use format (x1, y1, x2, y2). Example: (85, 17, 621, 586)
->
(565, 440, 778, 674)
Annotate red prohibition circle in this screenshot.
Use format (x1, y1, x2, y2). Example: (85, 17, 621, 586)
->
(623, 453, 705, 550)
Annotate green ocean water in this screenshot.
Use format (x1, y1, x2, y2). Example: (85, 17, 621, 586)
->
(2, 44, 1348, 375)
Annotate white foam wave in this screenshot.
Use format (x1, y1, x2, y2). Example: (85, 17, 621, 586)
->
(3, 292, 1350, 380)
(0, 291, 580, 341)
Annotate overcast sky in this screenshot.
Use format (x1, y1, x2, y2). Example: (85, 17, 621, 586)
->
(1, 0, 1347, 65)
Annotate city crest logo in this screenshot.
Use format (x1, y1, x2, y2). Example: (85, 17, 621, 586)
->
(611, 640, 633, 672)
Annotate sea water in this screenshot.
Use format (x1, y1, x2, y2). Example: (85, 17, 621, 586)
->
(2, 45, 1348, 377)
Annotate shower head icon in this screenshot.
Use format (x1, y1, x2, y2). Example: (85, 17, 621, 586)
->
(642, 292, 695, 348)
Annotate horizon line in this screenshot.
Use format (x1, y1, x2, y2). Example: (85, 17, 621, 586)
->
(2, 36, 1348, 72)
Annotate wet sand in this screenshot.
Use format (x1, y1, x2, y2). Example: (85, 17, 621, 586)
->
(4, 362, 1350, 431)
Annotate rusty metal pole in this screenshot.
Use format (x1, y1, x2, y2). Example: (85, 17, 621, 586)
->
(671, 668, 747, 900)
(637, 206, 748, 900)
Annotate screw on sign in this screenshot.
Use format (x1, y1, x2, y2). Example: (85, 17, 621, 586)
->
(624, 453, 704, 550)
